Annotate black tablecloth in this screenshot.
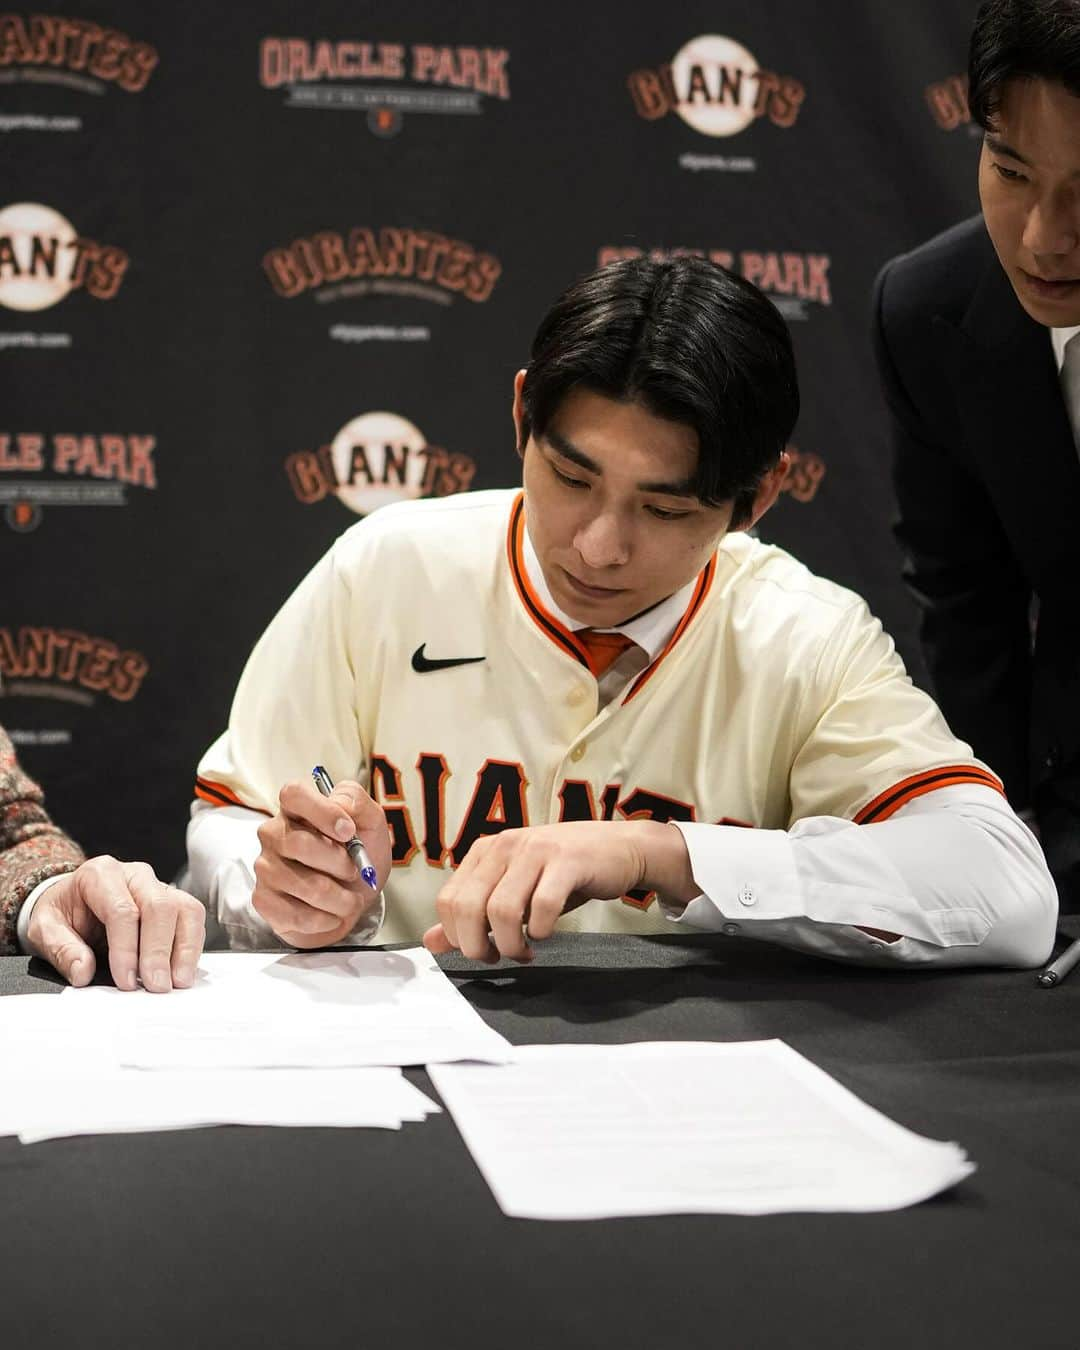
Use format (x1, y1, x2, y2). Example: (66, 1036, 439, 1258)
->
(3, 930, 1079, 1350)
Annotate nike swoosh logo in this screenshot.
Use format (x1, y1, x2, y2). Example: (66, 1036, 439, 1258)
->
(411, 644, 486, 674)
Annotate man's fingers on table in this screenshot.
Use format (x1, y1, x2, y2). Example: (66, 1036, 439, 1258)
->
(421, 918, 529, 966)
(167, 888, 206, 988)
(421, 921, 500, 964)
(436, 843, 507, 959)
(489, 846, 575, 948)
(51, 858, 206, 992)
(422, 924, 455, 955)
(123, 862, 187, 993)
(485, 864, 541, 960)
(430, 889, 499, 962)
(75, 855, 142, 990)
(445, 833, 573, 960)
(516, 862, 573, 942)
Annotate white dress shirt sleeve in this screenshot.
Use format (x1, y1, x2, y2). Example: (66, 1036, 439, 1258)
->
(15, 872, 72, 958)
(185, 801, 385, 951)
(663, 784, 1057, 968)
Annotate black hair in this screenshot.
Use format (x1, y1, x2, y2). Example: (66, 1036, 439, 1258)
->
(969, 0, 1080, 130)
(519, 255, 799, 528)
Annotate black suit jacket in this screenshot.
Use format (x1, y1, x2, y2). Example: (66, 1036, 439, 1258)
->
(874, 214, 1080, 910)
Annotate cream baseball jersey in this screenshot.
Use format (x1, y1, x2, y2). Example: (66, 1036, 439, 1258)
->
(193, 489, 1002, 945)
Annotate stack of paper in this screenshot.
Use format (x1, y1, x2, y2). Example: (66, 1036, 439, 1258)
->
(1, 1061, 439, 1144)
(91, 948, 514, 1070)
(429, 1041, 976, 1219)
(0, 947, 510, 1145)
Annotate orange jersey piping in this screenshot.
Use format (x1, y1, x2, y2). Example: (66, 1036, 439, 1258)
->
(194, 776, 266, 812)
(622, 556, 716, 704)
(854, 765, 1005, 824)
(507, 493, 596, 672)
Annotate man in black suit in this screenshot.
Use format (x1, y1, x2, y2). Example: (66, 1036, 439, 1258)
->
(874, 0, 1080, 911)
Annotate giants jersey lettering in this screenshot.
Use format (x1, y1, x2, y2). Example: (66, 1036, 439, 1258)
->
(195, 489, 1001, 943)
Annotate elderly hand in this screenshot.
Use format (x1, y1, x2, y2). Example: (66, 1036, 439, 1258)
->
(26, 856, 206, 990)
(253, 777, 391, 948)
(422, 819, 697, 963)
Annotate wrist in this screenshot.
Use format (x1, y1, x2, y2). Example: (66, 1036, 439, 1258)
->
(633, 820, 699, 905)
(20, 871, 75, 955)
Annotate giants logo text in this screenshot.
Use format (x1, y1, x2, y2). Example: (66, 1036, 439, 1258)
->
(373, 754, 752, 909)
(629, 35, 804, 136)
(0, 626, 149, 701)
(0, 203, 128, 311)
(0, 13, 157, 90)
(264, 226, 501, 303)
(286, 411, 475, 515)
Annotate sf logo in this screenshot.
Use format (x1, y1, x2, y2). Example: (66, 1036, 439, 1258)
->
(6, 500, 41, 532)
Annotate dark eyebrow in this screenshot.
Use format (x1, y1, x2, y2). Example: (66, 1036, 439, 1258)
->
(543, 427, 698, 498)
(985, 134, 1031, 167)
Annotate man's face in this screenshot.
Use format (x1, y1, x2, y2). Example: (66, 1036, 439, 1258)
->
(519, 385, 733, 628)
(979, 77, 1080, 326)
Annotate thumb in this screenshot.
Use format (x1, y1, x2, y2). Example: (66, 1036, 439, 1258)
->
(323, 781, 360, 840)
(422, 923, 454, 955)
(34, 908, 97, 986)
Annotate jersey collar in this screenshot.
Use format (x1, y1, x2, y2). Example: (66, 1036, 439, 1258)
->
(520, 512, 692, 662)
(505, 492, 716, 696)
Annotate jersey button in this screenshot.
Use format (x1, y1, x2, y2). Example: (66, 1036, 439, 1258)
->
(567, 686, 587, 707)
(570, 743, 587, 762)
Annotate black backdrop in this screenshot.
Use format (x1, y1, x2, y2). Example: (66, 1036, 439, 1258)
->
(2, 2, 985, 875)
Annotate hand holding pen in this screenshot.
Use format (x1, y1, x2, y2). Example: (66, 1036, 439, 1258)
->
(312, 764, 379, 889)
(250, 769, 389, 949)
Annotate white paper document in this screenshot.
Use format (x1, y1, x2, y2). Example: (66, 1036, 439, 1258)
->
(7, 1068, 440, 1144)
(0, 988, 441, 1141)
(75, 947, 513, 1070)
(0, 945, 503, 1144)
(429, 1040, 976, 1219)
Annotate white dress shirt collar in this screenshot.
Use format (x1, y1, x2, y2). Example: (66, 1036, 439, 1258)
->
(1050, 324, 1080, 372)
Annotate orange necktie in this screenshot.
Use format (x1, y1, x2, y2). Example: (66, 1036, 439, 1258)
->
(576, 628, 636, 677)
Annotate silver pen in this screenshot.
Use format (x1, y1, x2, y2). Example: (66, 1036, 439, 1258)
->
(1036, 934, 1080, 988)
(311, 764, 379, 891)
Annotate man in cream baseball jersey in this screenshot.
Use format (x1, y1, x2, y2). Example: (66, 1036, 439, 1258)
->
(188, 257, 1057, 968)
